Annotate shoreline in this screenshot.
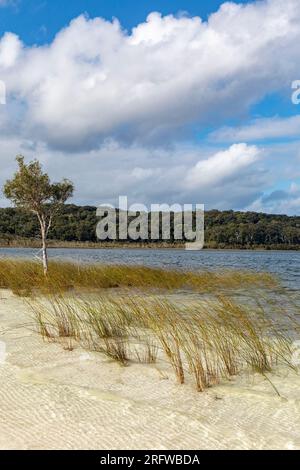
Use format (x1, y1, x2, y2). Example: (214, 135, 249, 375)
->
(0, 242, 299, 251)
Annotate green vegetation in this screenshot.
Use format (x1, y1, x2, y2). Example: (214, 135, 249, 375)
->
(0, 257, 297, 393)
(29, 292, 296, 392)
(3, 156, 73, 273)
(0, 204, 299, 249)
(0, 258, 276, 296)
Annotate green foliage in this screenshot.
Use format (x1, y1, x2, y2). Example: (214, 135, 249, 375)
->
(30, 291, 297, 392)
(3, 156, 73, 220)
(0, 204, 299, 248)
(0, 258, 276, 296)
(2, 156, 74, 272)
(204, 210, 300, 248)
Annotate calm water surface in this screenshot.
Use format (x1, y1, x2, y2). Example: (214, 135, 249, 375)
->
(0, 247, 299, 290)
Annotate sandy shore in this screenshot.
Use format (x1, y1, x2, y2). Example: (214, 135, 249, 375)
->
(0, 289, 300, 450)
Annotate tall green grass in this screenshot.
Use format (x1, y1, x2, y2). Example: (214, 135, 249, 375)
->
(2, 257, 296, 392)
(29, 292, 297, 392)
(0, 258, 277, 296)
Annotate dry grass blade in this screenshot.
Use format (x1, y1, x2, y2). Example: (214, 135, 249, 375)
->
(26, 280, 299, 392)
(0, 258, 277, 296)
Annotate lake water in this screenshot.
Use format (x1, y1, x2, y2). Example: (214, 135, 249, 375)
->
(0, 247, 299, 291)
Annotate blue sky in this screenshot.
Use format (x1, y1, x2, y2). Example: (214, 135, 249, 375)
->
(0, 0, 300, 214)
(0, 1, 252, 44)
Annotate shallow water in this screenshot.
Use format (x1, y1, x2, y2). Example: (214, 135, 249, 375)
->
(0, 247, 299, 290)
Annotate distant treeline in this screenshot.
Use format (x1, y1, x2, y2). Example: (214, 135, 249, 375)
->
(0, 205, 299, 249)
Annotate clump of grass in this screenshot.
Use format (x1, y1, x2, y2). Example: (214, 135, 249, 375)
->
(28, 295, 82, 348)
(80, 298, 131, 365)
(153, 326, 185, 384)
(0, 258, 277, 297)
(210, 297, 274, 373)
(29, 290, 297, 392)
(133, 339, 158, 364)
(33, 309, 53, 340)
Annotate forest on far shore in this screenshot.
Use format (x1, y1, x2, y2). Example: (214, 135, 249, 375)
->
(0, 205, 299, 249)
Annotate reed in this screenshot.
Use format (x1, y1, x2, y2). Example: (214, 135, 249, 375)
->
(0, 258, 277, 296)
(29, 290, 297, 392)
(81, 297, 131, 365)
(28, 295, 82, 352)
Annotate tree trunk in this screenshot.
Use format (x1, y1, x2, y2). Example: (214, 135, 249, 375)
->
(41, 225, 48, 276)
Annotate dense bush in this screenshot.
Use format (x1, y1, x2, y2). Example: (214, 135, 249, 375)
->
(0, 205, 299, 248)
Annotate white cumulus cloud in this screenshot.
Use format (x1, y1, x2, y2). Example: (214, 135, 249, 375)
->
(1, 0, 300, 150)
(211, 115, 300, 142)
(185, 143, 260, 188)
(0, 1, 300, 214)
(248, 183, 300, 215)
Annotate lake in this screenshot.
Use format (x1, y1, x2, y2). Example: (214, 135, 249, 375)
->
(0, 247, 299, 291)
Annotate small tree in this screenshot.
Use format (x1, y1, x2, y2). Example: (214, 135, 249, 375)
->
(3, 156, 74, 275)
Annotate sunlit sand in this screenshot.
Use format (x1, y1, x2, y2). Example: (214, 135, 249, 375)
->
(0, 289, 300, 450)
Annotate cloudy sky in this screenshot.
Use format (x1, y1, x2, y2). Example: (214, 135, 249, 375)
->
(0, 0, 300, 214)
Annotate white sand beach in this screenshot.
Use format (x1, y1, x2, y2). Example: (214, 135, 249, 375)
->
(0, 289, 300, 450)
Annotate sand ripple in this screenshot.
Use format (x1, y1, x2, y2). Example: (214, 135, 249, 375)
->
(0, 291, 300, 450)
